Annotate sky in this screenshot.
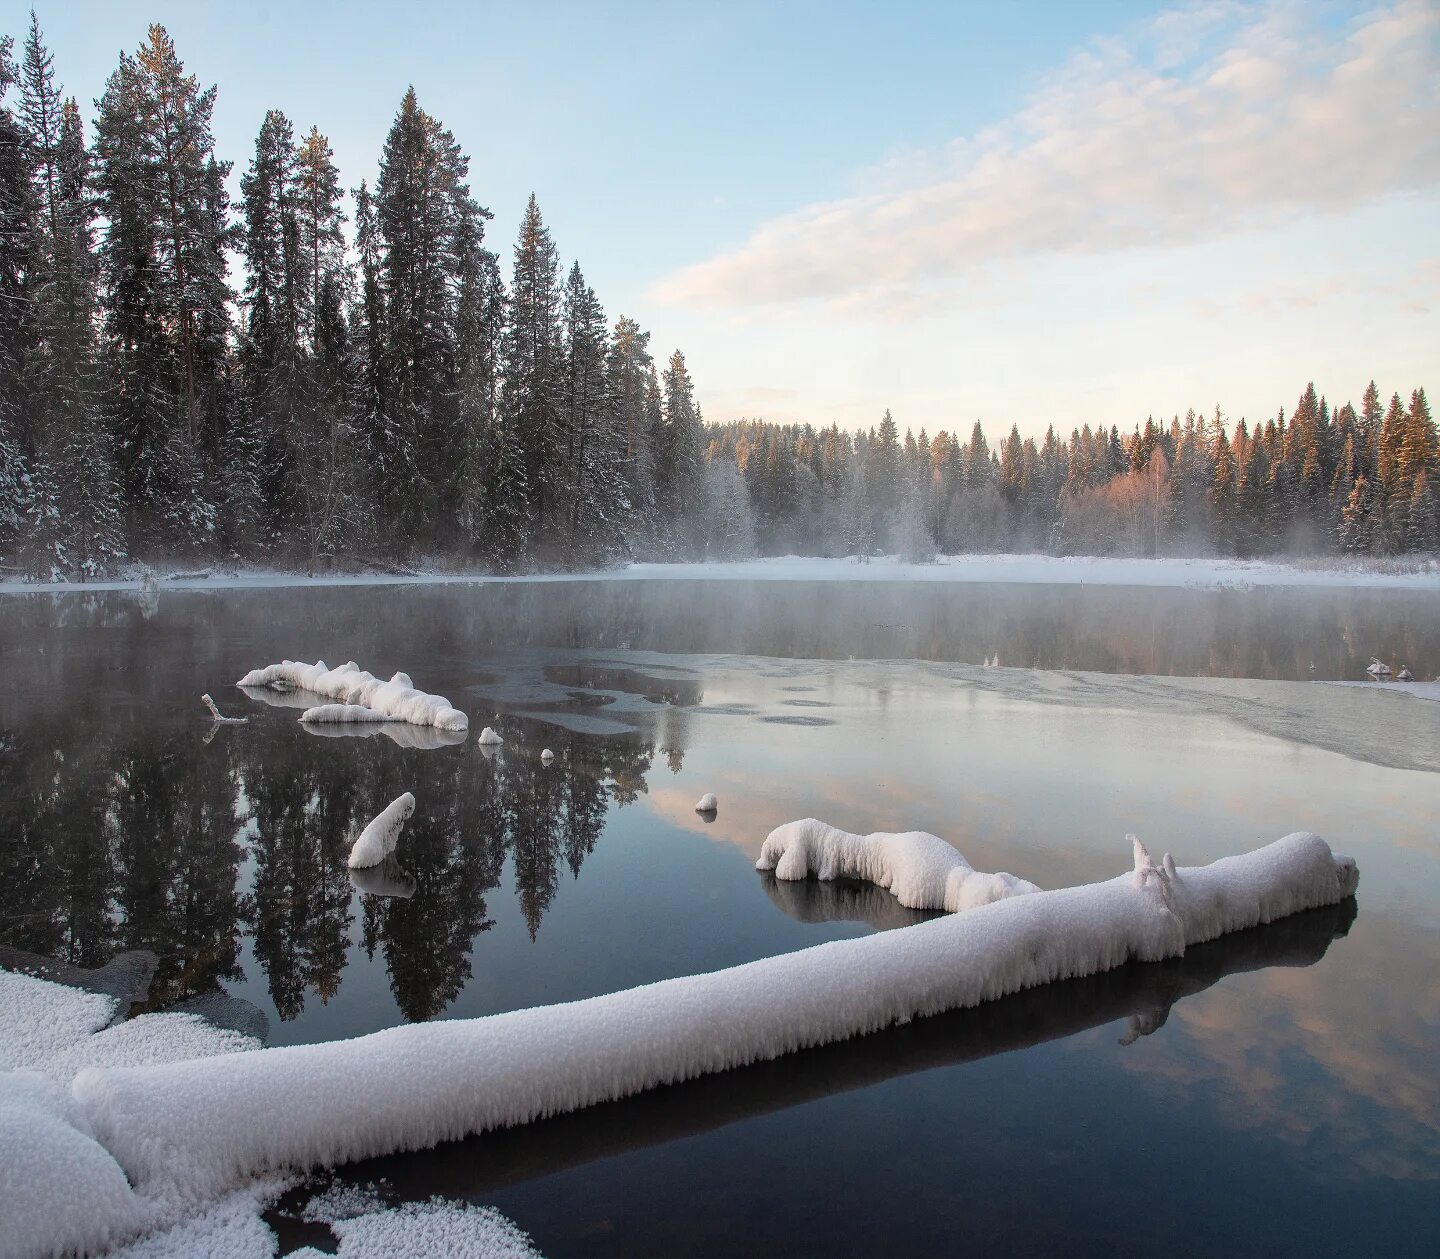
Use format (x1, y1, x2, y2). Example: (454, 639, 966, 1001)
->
(13, 0, 1440, 440)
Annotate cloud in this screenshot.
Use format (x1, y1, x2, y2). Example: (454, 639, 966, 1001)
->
(654, 1, 1440, 313)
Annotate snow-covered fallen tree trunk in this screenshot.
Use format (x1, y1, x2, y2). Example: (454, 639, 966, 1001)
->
(236, 660, 467, 732)
(757, 818, 1040, 911)
(347, 794, 415, 869)
(300, 703, 392, 724)
(73, 831, 1355, 1200)
(201, 694, 248, 724)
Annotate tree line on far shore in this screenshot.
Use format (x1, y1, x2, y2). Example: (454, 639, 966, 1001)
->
(0, 18, 1433, 578)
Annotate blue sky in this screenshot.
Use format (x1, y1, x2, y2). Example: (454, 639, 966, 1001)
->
(17, 0, 1440, 439)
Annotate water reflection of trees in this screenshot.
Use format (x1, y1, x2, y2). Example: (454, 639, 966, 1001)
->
(0, 716, 666, 1026)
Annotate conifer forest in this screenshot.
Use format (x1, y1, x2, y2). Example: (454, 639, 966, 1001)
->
(0, 19, 1434, 581)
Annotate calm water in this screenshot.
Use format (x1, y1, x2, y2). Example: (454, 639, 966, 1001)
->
(1, 580, 1437, 1257)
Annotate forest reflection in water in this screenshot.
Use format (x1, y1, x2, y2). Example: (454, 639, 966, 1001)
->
(0, 708, 668, 1027)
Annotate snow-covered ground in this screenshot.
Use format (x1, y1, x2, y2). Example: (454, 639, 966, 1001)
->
(0, 968, 539, 1259)
(2, 552, 1437, 595)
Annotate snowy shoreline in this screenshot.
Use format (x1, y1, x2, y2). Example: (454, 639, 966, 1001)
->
(1, 552, 1438, 596)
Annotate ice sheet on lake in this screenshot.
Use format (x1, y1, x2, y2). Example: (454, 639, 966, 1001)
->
(237, 660, 467, 731)
(757, 818, 1039, 912)
(73, 831, 1355, 1202)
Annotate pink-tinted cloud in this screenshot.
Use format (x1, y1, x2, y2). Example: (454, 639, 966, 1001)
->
(655, 2, 1439, 312)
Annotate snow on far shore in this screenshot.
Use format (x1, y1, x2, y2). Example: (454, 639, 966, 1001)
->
(2, 552, 1437, 596)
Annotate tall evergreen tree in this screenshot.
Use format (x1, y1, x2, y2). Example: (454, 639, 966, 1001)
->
(19, 20, 123, 574)
(560, 262, 626, 561)
(92, 25, 228, 550)
(498, 193, 562, 549)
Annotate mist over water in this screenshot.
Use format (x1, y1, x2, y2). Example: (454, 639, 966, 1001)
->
(1, 580, 1436, 1256)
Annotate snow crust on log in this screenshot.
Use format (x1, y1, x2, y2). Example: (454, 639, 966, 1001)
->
(757, 818, 1040, 911)
(695, 792, 718, 812)
(236, 660, 467, 731)
(301, 703, 392, 724)
(477, 726, 504, 745)
(201, 694, 248, 724)
(347, 794, 415, 870)
(73, 831, 1355, 1200)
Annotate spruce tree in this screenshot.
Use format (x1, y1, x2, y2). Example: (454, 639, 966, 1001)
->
(18, 21, 123, 575)
(661, 348, 703, 546)
(499, 193, 562, 548)
(93, 25, 227, 551)
(561, 263, 626, 562)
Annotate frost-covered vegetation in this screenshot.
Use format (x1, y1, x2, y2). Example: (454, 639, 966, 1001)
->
(0, 19, 1434, 581)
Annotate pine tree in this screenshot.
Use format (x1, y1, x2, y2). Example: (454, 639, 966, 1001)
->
(93, 25, 227, 550)
(374, 88, 479, 543)
(239, 108, 301, 539)
(1207, 425, 1238, 554)
(607, 316, 656, 543)
(0, 32, 34, 486)
(499, 193, 562, 548)
(19, 20, 123, 575)
(560, 263, 626, 562)
(454, 208, 505, 552)
(661, 349, 703, 548)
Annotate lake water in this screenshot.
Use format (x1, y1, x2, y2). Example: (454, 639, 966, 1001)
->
(1, 580, 1437, 1256)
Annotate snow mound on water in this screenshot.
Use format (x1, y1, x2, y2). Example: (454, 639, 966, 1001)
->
(73, 831, 1355, 1201)
(695, 792, 718, 812)
(237, 660, 467, 731)
(757, 818, 1039, 911)
(348, 794, 416, 869)
(478, 726, 503, 745)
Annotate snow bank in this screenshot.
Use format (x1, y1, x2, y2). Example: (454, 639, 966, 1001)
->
(74, 831, 1355, 1200)
(695, 792, 718, 812)
(477, 726, 504, 745)
(1, 1071, 143, 1259)
(1, 968, 264, 1259)
(757, 818, 1039, 912)
(321, 1197, 540, 1259)
(347, 794, 415, 870)
(236, 660, 467, 732)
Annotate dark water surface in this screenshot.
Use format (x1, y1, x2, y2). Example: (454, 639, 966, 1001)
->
(1, 580, 1436, 1257)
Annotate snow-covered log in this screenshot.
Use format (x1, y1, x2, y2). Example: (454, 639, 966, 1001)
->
(302, 723, 468, 751)
(346, 794, 415, 870)
(757, 818, 1039, 912)
(236, 660, 467, 731)
(300, 703, 391, 724)
(200, 694, 247, 724)
(73, 831, 1355, 1199)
